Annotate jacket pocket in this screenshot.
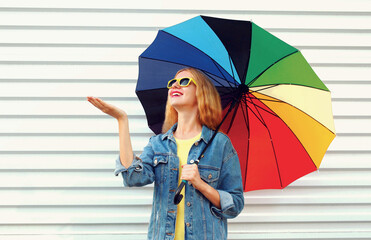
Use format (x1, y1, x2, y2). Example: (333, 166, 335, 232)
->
(153, 154, 169, 184)
(198, 165, 220, 188)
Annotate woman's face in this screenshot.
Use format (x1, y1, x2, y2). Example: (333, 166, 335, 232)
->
(168, 70, 198, 111)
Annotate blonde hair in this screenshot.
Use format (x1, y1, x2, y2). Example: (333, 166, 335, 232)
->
(161, 68, 222, 133)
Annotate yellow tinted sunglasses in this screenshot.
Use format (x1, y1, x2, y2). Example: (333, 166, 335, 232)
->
(167, 77, 197, 89)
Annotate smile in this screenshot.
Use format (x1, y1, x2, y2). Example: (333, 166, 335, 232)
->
(171, 91, 183, 97)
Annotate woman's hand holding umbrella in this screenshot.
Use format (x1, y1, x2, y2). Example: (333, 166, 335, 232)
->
(181, 164, 221, 209)
(86, 96, 134, 169)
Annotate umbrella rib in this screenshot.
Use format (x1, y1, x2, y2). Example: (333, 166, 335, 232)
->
(244, 96, 280, 118)
(204, 71, 236, 93)
(225, 99, 241, 134)
(203, 77, 237, 107)
(228, 55, 237, 86)
(246, 93, 284, 189)
(246, 51, 299, 87)
(241, 97, 267, 128)
(239, 95, 250, 188)
(249, 84, 279, 93)
(247, 95, 283, 104)
(251, 83, 331, 93)
(209, 58, 238, 88)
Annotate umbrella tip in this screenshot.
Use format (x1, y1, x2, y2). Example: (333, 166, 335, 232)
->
(237, 84, 249, 93)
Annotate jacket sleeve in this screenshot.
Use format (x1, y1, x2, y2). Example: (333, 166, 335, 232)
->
(114, 136, 155, 187)
(210, 139, 245, 219)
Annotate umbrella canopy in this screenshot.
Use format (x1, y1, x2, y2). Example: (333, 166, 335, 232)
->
(136, 15, 336, 192)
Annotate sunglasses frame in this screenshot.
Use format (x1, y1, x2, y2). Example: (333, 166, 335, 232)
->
(167, 77, 197, 89)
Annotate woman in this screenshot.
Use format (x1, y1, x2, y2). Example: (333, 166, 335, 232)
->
(87, 67, 244, 240)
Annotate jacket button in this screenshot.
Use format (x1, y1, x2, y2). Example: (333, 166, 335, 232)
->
(195, 142, 199, 146)
(154, 159, 158, 165)
(208, 174, 212, 179)
(186, 222, 190, 227)
(190, 159, 194, 164)
(187, 202, 191, 207)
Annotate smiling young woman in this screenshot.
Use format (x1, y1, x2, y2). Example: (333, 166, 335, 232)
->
(162, 68, 223, 135)
(87, 67, 244, 240)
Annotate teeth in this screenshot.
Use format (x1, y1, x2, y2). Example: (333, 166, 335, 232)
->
(173, 93, 181, 96)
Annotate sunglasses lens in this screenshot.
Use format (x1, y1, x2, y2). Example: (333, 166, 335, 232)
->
(168, 79, 177, 88)
(179, 78, 191, 86)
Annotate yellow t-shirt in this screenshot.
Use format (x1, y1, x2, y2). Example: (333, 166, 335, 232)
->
(174, 132, 202, 240)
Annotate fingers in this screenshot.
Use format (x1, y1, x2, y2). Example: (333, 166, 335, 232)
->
(87, 96, 100, 109)
(181, 164, 200, 181)
(87, 96, 105, 110)
(93, 98, 106, 109)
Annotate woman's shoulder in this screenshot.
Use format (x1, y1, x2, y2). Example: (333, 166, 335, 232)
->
(149, 133, 165, 142)
(215, 130, 237, 151)
(214, 130, 232, 143)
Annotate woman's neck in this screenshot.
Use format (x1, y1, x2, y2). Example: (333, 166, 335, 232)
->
(174, 110, 202, 139)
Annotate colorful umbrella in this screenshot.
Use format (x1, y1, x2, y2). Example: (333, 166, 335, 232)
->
(136, 15, 336, 192)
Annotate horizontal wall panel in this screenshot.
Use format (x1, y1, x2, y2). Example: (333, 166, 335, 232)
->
(0, 151, 370, 171)
(321, 152, 371, 169)
(0, 65, 369, 81)
(1, 204, 371, 224)
(0, 118, 151, 134)
(0, 82, 138, 98)
(0, 134, 369, 152)
(228, 232, 371, 240)
(0, 0, 370, 12)
(0, 206, 151, 224)
(0, 100, 146, 116)
(0, 100, 369, 117)
(0, 224, 148, 235)
(0, 205, 371, 225)
(0, 233, 369, 240)
(228, 222, 371, 233)
(0, 187, 370, 206)
(0, 30, 157, 45)
(1, 47, 369, 65)
(0, 82, 369, 100)
(0, 235, 147, 240)
(0, 12, 370, 30)
(0, 188, 155, 206)
(0, 169, 369, 188)
(3, 222, 370, 235)
(0, 46, 145, 62)
(0, 29, 370, 46)
(0, 117, 368, 135)
(0, 65, 139, 79)
(301, 49, 371, 65)
(334, 119, 371, 134)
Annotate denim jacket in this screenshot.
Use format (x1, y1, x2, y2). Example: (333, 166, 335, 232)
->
(114, 123, 244, 240)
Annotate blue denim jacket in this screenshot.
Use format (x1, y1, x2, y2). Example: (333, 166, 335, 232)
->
(114, 123, 244, 240)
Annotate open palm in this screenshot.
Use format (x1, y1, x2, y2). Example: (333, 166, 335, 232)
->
(86, 96, 127, 120)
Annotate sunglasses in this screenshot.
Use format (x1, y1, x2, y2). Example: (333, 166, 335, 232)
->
(167, 77, 197, 89)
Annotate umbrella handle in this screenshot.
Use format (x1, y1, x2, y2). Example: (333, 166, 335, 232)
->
(173, 180, 186, 205)
(173, 159, 200, 205)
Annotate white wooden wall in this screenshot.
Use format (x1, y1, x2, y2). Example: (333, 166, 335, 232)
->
(0, 0, 370, 239)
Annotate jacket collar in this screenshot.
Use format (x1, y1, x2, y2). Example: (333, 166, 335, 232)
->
(161, 122, 214, 144)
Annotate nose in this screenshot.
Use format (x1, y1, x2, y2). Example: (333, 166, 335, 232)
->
(171, 80, 181, 89)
